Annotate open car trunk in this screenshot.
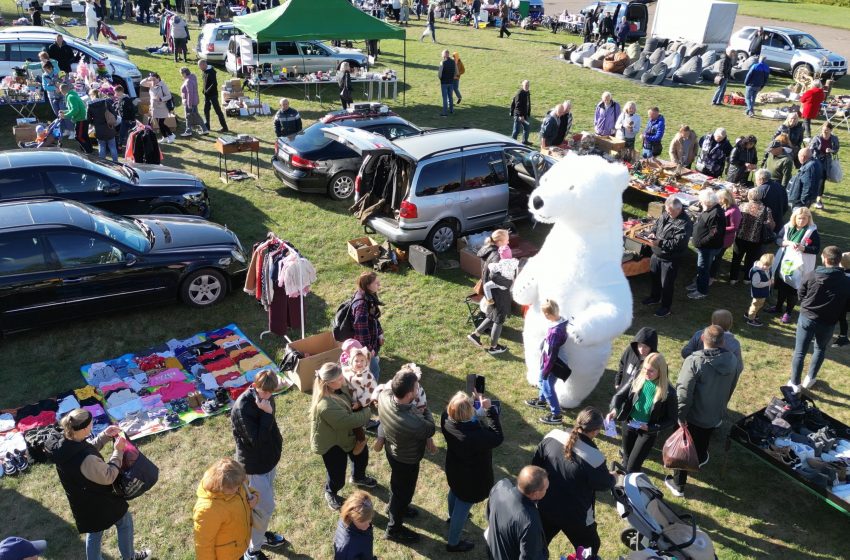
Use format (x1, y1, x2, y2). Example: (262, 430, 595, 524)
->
(351, 152, 414, 225)
(504, 148, 553, 221)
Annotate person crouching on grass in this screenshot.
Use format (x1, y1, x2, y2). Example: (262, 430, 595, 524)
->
(525, 299, 569, 425)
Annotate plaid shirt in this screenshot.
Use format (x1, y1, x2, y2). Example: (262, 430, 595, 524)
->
(352, 291, 383, 354)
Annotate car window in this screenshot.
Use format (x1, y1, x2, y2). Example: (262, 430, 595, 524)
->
(9, 42, 47, 62)
(383, 125, 419, 140)
(299, 42, 329, 56)
(47, 233, 124, 268)
(790, 34, 821, 50)
(0, 234, 50, 275)
(0, 169, 45, 198)
(258, 42, 271, 55)
(463, 151, 507, 190)
(216, 28, 236, 41)
(415, 159, 462, 197)
(276, 42, 299, 55)
(767, 33, 789, 49)
(45, 170, 110, 194)
(0, 45, 9, 62)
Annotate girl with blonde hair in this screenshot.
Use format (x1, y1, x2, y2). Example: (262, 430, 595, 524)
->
(607, 352, 677, 473)
(333, 491, 376, 559)
(193, 458, 256, 560)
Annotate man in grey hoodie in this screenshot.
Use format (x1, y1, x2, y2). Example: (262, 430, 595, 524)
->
(666, 325, 739, 497)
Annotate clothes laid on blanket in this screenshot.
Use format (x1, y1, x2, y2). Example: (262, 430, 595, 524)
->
(88, 363, 118, 385)
(197, 348, 227, 363)
(106, 398, 143, 421)
(201, 373, 220, 390)
(17, 411, 57, 432)
(205, 357, 239, 372)
(151, 381, 196, 402)
(222, 375, 248, 388)
(166, 336, 204, 351)
(75, 386, 99, 401)
(106, 389, 139, 408)
(84, 404, 107, 418)
(100, 381, 130, 393)
(0, 432, 27, 455)
(57, 395, 81, 416)
(213, 334, 243, 346)
(0, 413, 15, 432)
(238, 354, 272, 372)
(147, 368, 185, 386)
(213, 370, 242, 384)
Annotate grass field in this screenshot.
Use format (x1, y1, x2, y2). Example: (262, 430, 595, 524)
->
(736, 0, 850, 30)
(1, 5, 850, 559)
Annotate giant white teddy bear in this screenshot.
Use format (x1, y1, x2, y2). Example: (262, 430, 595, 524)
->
(512, 152, 633, 409)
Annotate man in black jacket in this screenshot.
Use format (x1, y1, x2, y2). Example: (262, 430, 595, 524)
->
(539, 104, 565, 149)
(231, 370, 289, 559)
(198, 59, 229, 133)
(614, 327, 658, 388)
(788, 147, 822, 209)
(755, 169, 787, 234)
(273, 97, 302, 137)
(485, 466, 548, 560)
(510, 80, 531, 145)
(789, 246, 850, 391)
(438, 49, 456, 117)
(47, 34, 76, 73)
(688, 189, 726, 300)
(643, 197, 693, 317)
(711, 47, 734, 106)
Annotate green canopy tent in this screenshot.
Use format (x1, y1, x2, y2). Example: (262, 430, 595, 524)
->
(234, 0, 407, 103)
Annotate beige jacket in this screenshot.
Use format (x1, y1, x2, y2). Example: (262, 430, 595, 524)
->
(669, 130, 698, 167)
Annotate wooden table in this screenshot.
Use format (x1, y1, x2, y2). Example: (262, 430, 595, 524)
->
(215, 136, 260, 183)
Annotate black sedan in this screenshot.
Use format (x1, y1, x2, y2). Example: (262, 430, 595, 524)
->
(272, 104, 420, 200)
(0, 198, 247, 334)
(0, 149, 211, 218)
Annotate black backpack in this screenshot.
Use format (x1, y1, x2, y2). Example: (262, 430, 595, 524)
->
(332, 295, 358, 342)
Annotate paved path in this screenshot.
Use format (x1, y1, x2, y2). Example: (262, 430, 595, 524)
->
(542, 0, 849, 57)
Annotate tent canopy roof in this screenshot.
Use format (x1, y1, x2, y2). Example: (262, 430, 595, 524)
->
(234, 0, 405, 42)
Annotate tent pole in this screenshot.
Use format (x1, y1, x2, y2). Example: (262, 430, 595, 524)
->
(403, 38, 406, 107)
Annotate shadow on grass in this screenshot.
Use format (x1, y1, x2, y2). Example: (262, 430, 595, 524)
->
(0, 487, 83, 558)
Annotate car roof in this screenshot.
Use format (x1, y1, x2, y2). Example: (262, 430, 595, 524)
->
(393, 129, 518, 161)
(333, 115, 411, 127)
(0, 149, 80, 170)
(0, 199, 92, 231)
(742, 25, 805, 35)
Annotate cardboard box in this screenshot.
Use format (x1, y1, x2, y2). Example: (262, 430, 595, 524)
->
(285, 332, 342, 392)
(457, 234, 539, 277)
(647, 201, 664, 219)
(595, 135, 626, 153)
(347, 237, 381, 264)
(150, 114, 177, 131)
(13, 124, 38, 143)
(459, 246, 481, 277)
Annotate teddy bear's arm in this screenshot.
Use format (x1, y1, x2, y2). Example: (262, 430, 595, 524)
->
(511, 257, 540, 306)
(568, 299, 632, 347)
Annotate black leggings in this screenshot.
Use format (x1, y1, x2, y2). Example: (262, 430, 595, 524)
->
(542, 517, 601, 558)
(775, 279, 797, 314)
(156, 118, 172, 138)
(839, 313, 848, 337)
(729, 239, 764, 282)
(621, 425, 657, 474)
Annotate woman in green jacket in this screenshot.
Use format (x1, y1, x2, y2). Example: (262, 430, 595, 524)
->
(310, 363, 376, 512)
(59, 82, 93, 153)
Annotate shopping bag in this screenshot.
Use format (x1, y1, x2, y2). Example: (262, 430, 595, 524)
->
(113, 442, 159, 500)
(780, 249, 804, 290)
(662, 426, 700, 471)
(827, 158, 843, 183)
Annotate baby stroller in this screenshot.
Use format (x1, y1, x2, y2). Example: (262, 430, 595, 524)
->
(99, 20, 127, 48)
(612, 472, 717, 560)
(18, 118, 63, 149)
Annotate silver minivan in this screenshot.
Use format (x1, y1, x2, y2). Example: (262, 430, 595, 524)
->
(325, 127, 553, 252)
(225, 36, 368, 77)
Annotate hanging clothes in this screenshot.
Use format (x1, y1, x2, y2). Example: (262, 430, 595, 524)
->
(124, 121, 163, 164)
(279, 252, 317, 297)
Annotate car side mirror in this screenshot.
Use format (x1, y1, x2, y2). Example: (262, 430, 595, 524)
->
(125, 253, 137, 267)
(784, 45, 791, 51)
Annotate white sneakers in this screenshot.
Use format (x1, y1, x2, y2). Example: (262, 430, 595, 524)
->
(802, 375, 817, 389)
(786, 381, 801, 393)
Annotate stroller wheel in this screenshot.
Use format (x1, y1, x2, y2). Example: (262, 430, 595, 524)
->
(620, 528, 643, 551)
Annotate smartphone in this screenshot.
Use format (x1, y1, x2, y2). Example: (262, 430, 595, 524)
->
(466, 373, 477, 395)
(475, 375, 486, 395)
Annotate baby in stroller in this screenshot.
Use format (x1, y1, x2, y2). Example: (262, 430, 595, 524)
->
(612, 471, 717, 560)
(18, 119, 61, 149)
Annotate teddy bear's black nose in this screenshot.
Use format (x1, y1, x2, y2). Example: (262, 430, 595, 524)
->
(532, 196, 544, 210)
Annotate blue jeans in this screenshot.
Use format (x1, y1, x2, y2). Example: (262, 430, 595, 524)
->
(447, 490, 474, 546)
(538, 372, 561, 415)
(440, 83, 454, 115)
(87, 26, 98, 42)
(452, 79, 461, 101)
(695, 247, 719, 295)
(98, 137, 118, 162)
(712, 78, 727, 104)
(472, 13, 479, 28)
(111, 0, 122, 19)
(790, 314, 836, 385)
(369, 355, 380, 383)
(86, 510, 134, 560)
(744, 85, 759, 114)
(511, 117, 530, 143)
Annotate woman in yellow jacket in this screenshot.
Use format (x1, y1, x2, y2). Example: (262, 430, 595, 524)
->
(452, 52, 465, 105)
(193, 458, 258, 560)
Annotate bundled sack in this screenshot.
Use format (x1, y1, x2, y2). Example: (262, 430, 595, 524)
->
(641, 62, 669, 86)
(684, 42, 707, 58)
(661, 51, 682, 78)
(570, 42, 596, 65)
(585, 44, 614, 69)
(603, 51, 630, 74)
(644, 36, 663, 53)
(702, 58, 723, 82)
(662, 426, 700, 471)
(700, 50, 717, 68)
(623, 55, 650, 79)
(730, 55, 757, 81)
(24, 424, 63, 464)
(827, 158, 843, 183)
(648, 47, 665, 65)
(672, 56, 703, 85)
(625, 41, 642, 62)
(113, 440, 159, 500)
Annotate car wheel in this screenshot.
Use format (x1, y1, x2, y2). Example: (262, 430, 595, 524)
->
(151, 204, 183, 214)
(793, 63, 814, 82)
(735, 50, 749, 65)
(181, 269, 227, 307)
(425, 220, 457, 253)
(328, 171, 356, 200)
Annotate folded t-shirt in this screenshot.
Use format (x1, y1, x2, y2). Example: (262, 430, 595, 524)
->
(152, 381, 197, 402)
(0, 413, 15, 432)
(17, 411, 57, 432)
(148, 368, 186, 386)
(57, 395, 81, 416)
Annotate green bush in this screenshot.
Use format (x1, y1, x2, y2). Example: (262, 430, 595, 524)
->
(792, 0, 850, 7)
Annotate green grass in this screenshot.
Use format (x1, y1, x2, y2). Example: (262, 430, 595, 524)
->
(735, 0, 850, 30)
(1, 6, 850, 559)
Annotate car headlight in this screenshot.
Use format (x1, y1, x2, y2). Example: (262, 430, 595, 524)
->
(183, 191, 206, 202)
(230, 249, 246, 264)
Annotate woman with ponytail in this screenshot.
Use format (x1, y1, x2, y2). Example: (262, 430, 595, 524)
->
(531, 407, 615, 559)
(46, 409, 151, 560)
(606, 352, 677, 474)
(310, 363, 376, 512)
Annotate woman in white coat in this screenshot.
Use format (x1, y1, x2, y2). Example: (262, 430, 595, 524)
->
(85, 0, 99, 42)
(139, 72, 176, 143)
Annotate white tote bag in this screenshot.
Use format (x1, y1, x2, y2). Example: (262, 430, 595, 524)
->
(827, 157, 843, 183)
(780, 249, 804, 290)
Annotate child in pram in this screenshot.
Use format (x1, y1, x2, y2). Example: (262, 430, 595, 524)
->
(18, 120, 62, 149)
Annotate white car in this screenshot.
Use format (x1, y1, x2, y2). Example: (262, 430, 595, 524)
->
(196, 22, 241, 63)
(0, 33, 142, 96)
(225, 36, 368, 77)
(0, 26, 130, 60)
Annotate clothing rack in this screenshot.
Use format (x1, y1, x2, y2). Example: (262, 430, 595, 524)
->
(258, 232, 307, 341)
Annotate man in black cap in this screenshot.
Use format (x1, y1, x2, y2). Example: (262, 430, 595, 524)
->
(763, 139, 793, 189)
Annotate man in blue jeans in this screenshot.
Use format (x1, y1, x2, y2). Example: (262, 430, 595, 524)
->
(510, 80, 531, 144)
(743, 55, 770, 117)
(711, 48, 734, 105)
(789, 246, 850, 391)
(437, 49, 456, 117)
(687, 189, 726, 300)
